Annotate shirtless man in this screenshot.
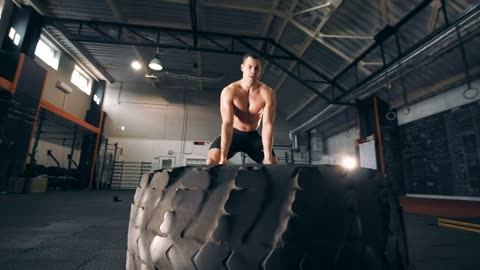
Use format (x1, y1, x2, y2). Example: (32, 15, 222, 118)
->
(207, 53, 278, 165)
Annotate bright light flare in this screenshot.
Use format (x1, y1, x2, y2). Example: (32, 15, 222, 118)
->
(131, 60, 142, 70)
(341, 156, 357, 170)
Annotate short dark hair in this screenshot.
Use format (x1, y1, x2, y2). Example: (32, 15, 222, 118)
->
(242, 52, 262, 64)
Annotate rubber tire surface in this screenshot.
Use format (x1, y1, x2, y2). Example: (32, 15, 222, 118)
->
(126, 165, 408, 270)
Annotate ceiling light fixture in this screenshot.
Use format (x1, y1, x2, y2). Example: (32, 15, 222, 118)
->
(149, 57, 163, 71)
(149, 47, 163, 71)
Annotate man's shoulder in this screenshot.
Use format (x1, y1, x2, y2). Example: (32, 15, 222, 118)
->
(259, 82, 274, 97)
(223, 81, 241, 93)
(221, 83, 239, 100)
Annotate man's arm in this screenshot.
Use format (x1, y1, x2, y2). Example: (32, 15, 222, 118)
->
(262, 88, 276, 164)
(219, 87, 234, 164)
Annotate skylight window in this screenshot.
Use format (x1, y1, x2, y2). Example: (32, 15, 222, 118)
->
(71, 65, 92, 95)
(35, 36, 60, 70)
(8, 27, 21, 46)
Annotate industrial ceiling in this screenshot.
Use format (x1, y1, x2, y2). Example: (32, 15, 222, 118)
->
(20, 0, 480, 135)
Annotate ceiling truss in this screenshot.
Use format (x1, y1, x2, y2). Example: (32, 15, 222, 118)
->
(43, 16, 352, 104)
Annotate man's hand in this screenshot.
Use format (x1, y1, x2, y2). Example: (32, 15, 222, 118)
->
(262, 155, 278, 164)
(219, 157, 228, 165)
(261, 87, 276, 166)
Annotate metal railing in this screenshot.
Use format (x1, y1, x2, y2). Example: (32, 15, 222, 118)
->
(110, 161, 152, 189)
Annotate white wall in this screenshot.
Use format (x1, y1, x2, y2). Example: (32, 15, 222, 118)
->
(108, 138, 202, 165)
(101, 81, 296, 164)
(397, 79, 480, 125)
(108, 137, 292, 166)
(30, 140, 81, 168)
(108, 137, 253, 166)
(103, 82, 221, 140)
(35, 35, 92, 120)
(311, 127, 357, 166)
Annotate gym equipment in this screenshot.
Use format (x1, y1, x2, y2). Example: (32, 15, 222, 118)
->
(126, 165, 408, 270)
(96, 139, 121, 189)
(111, 161, 152, 190)
(454, 25, 478, 100)
(23, 163, 46, 177)
(46, 149, 67, 176)
(383, 64, 397, 121)
(0, 51, 46, 187)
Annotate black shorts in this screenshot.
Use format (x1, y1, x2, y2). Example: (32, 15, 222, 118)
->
(210, 128, 275, 164)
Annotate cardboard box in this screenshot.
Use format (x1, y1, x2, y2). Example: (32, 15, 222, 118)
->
(8, 177, 48, 193)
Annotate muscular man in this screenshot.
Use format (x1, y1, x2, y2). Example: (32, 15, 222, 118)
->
(207, 53, 278, 165)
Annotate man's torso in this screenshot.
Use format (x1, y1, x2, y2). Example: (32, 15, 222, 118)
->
(228, 81, 270, 132)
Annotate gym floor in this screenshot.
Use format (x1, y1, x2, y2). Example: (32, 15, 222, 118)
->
(0, 190, 479, 270)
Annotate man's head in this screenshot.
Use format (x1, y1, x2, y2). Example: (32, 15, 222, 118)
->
(241, 53, 262, 85)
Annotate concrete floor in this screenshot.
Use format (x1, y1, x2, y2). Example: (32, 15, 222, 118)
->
(0, 190, 479, 270)
(0, 190, 129, 270)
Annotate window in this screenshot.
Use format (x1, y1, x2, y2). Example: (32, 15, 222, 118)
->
(35, 37, 60, 70)
(8, 27, 21, 46)
(186, 158, 206, 165)
(71, 65, 92, 95)
(8, 27, 15, 40)
(93, 94, 101, 105)
(161, 159, 173, 168)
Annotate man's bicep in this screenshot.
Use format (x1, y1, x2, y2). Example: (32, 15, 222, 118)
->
(263, 91, 276, 125)
(263, 103, 276, 125)
(220, 89, 234, 124)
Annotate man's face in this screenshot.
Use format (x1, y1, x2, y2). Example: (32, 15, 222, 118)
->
(241, 56, 262, 83)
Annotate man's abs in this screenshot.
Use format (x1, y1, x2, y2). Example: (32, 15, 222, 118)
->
(232, 116, 260, 132)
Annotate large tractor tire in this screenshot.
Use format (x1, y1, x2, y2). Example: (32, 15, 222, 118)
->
(126, 165, 408, 270)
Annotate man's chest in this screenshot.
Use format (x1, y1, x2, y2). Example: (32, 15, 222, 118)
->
(233, 94, 265, 115)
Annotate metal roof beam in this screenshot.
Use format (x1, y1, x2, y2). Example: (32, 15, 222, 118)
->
(293, 3, 331, 16)
(237, 39, 332, 103)
(331, 0, 444, 103)
(261, 0, 298, 77)
(286, 94, 318, 120)
(272, 3, 337, 95)
(200, 1, 373, 70)
(106, 0, 153, 85)
(428, 0, 441, 33)
(286, 0, 478, 134)
(86, 23, 115, 40)
(189, 0, 198, 47)
(271, 0, 351, 121)
(127, 19, 191, 30)
(318, 33, 372, 39)
(44, 16, 345, 96)
(380, 0, 389, 27)
(255, 0, 280, 53)
(261, 0, 281, 37)
(24, 0, 114, 82)
(201, 2, 272, 14)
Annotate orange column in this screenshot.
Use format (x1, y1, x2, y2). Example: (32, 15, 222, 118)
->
(89, 111, 105, 189)
(373, 96, 386, 175)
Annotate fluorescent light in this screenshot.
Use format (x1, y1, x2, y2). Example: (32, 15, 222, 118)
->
(131, 60, 142, 70)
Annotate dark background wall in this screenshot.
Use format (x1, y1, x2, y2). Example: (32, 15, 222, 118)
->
(401, 101, 480, 196)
